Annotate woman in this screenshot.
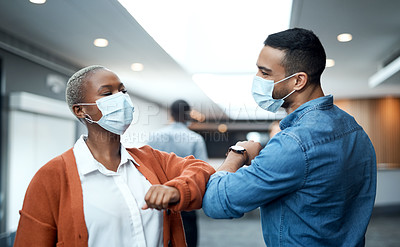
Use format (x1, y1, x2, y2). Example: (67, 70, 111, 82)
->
(13, 65, 215, 247)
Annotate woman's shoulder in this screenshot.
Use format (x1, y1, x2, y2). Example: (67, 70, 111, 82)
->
(32, 148, 74, 183)
(126, 145, 173, 162)
(126, 144, 151, 152)
(126, 145, 158, 157)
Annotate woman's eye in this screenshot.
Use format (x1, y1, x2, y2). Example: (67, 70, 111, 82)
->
(121, 89, 128, 94)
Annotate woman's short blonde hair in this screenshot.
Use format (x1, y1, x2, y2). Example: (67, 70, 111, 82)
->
(65, 65, 106, 112)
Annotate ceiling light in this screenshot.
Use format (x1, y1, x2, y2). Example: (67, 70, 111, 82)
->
(190, 110, 206, 122)
(337, 33, 352, 42)
(217, 124, 228, 133)
(368, 56, 400, 88)
(326, 59, 335, 68)
(29, 0, 46, 4)
(131, 63, 144, 72)
(93, 38, 109, 47)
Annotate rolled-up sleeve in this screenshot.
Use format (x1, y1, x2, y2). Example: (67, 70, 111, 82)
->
(202, 133, 307, 219)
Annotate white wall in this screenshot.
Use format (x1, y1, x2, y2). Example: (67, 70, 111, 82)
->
(7, 93, 76, 232)
(375, 169, 400, 206)
(6, 92, 76, 231)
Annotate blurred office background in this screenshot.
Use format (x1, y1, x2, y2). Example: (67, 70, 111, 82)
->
(0, 0, 399, 246)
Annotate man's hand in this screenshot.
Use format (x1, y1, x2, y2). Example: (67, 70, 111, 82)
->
(142, 185, 180, 210)
(236, 140, 262, 165)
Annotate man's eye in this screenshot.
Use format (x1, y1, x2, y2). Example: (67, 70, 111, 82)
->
(101, 92, 112, 96)
(261, 71, 268, 76)
(121, 89, 128, 94)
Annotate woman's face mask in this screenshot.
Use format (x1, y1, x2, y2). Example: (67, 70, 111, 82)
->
(75, 92, 134, 135)
(251, 73, 298, 113)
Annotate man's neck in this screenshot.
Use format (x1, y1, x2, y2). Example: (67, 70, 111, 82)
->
(285, 85, 325, 114)
(172, 121, 185, 125)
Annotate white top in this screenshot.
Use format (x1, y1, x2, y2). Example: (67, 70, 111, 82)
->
(73, 135, 163, 247)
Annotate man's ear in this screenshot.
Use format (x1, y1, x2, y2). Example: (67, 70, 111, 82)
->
(293, 72, 308, 91)
(72, 105, 86, 120)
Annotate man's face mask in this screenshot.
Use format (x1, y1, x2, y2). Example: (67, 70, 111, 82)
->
(251, 73, 298, 113)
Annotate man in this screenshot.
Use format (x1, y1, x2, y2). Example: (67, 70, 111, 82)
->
(202, 28, 377, 246)
(147, 99, 208, 247)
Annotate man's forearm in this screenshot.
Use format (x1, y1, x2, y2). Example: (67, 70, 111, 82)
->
(217, 152, 246, 172)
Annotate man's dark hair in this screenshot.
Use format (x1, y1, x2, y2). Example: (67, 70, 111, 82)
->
(171, 100, 191, 123)
(264, 28, 326, 84)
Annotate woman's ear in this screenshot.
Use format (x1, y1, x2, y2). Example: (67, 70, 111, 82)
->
(293, 72, 308, 91)
(72, 105, 86, 120)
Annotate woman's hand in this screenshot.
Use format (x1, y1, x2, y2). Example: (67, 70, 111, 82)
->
(142, 185, 180, 210)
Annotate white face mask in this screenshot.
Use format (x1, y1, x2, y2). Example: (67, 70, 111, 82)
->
(76, 92, 134, 135)
(251, 73, 297, 113)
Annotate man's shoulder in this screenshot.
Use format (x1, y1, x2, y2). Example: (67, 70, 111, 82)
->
(185, 128, 203, 137)
(148, 126, 173, 142)
(280, 105, 365, 152)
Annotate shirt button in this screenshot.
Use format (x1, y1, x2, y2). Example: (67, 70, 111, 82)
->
(166, 209, 171, 215)
(168, 240, 172, 247)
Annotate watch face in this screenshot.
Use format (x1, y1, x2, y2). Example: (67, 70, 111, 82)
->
(232, 145, 245, 151)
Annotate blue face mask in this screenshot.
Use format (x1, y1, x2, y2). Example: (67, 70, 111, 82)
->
(76, 92, 134, 135)
(251, 73, 297, 113)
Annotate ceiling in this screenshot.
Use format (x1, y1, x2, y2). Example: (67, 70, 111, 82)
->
(291, 0, 400, 99)
(0, 0, 226, 117)
(0, 0, 399, 120)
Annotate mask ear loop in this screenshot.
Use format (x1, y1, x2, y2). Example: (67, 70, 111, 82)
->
(281, 89, 296, 100)
(277, 73, 299, 101)
(73, 103, 97, 124)
(274, 73, 299, 85)
(84, 114, 96, 124)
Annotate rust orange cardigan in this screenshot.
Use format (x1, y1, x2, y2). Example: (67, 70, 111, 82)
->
(14, 145, 215, 247)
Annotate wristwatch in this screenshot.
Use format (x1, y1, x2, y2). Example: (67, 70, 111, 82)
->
(226, 145, 249, 165)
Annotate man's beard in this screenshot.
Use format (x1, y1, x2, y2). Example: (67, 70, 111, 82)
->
(273, 88, 292, 109)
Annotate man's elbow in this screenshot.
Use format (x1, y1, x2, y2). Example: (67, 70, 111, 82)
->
(202, 198, 230, 219)
(202, 190, 237, 219)
(201, 173, 244, 219)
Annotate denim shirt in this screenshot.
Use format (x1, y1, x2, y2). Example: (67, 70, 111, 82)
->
(202, 95, 377, 247)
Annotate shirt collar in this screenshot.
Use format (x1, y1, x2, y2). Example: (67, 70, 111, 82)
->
(120, 142, 140, 167)
(73, 135, 140, 176)
(280, 95, 333, 130)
